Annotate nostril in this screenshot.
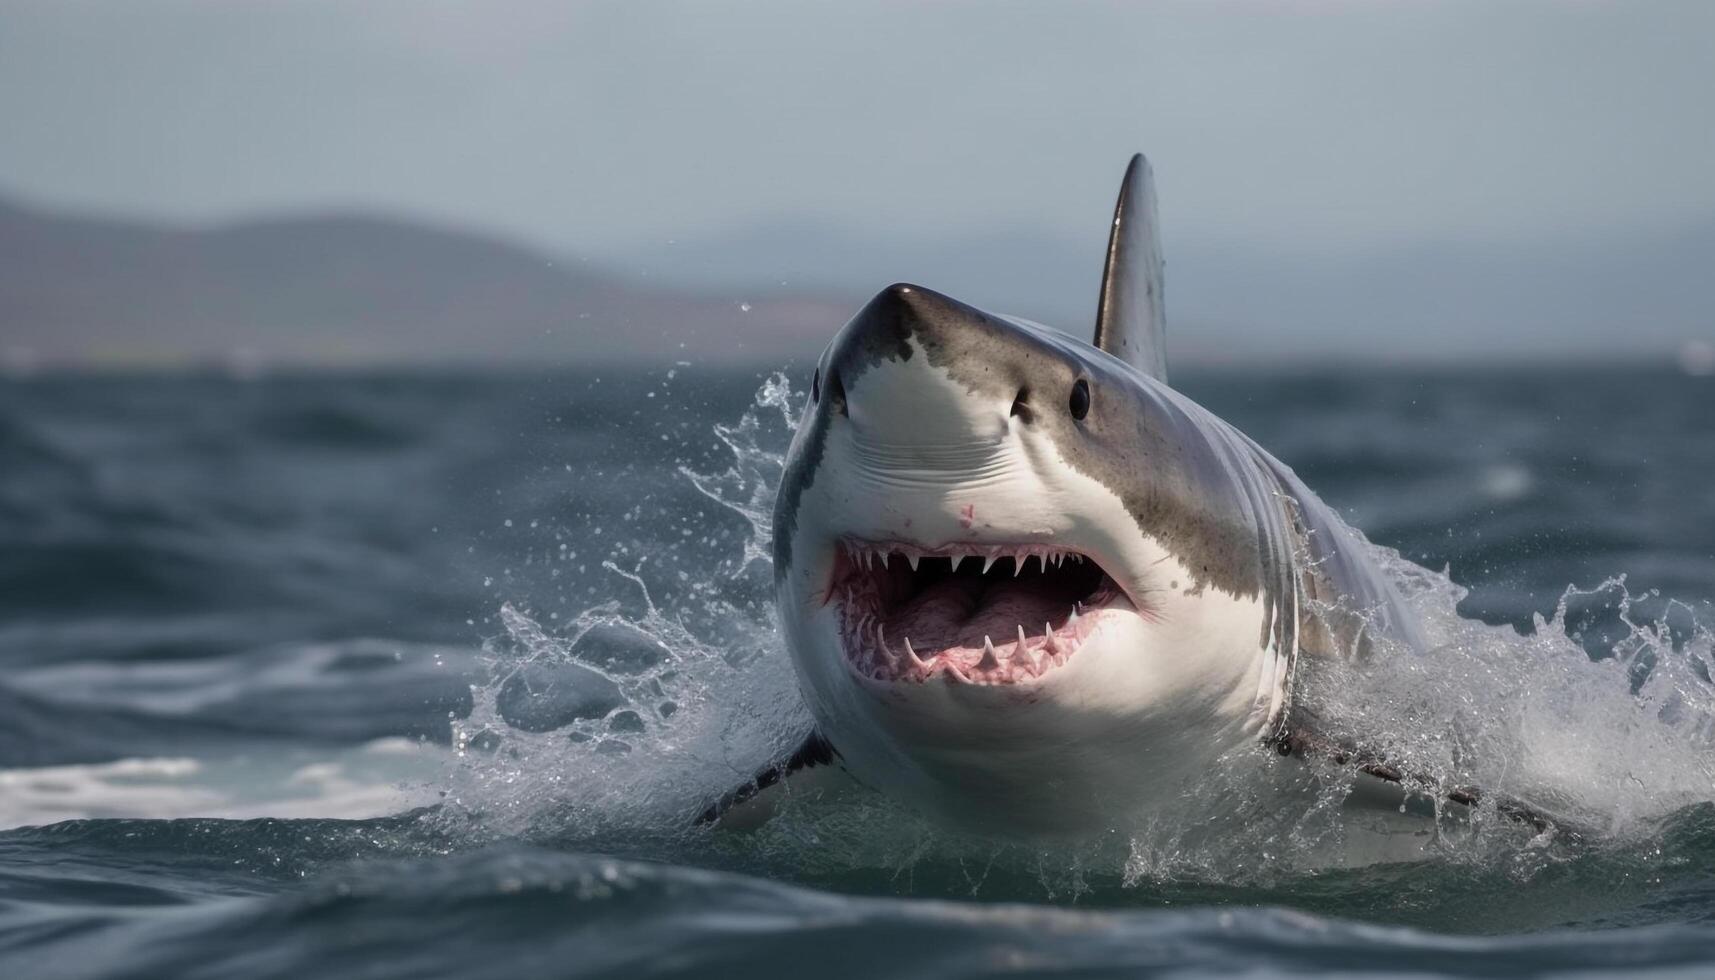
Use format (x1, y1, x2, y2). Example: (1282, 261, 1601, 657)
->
(1009, 387, 1031, 420)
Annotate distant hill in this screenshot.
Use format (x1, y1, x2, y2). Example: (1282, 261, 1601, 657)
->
(0, 197, 846, 369)
(4, 192, 1708, 371)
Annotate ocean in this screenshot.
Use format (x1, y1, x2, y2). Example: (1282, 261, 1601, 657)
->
(2, 364, 1713, 978)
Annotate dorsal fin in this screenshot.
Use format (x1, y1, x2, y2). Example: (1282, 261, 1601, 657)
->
(1092, 153, 1168, 384)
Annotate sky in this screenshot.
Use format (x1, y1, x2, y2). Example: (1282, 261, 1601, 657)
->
(3, 1, 1711, 252)
(1, 1, 1711, 362)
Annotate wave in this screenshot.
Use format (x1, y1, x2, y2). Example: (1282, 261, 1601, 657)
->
(10, 832, 1715, 977)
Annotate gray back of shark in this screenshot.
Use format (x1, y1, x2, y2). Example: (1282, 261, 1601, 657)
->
(1082, 154, 1428, 685)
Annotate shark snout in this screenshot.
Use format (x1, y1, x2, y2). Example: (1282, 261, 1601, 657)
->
(818, 282, 1058, 451)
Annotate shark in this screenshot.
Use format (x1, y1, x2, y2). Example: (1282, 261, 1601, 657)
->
(709, 155, 1530, 837)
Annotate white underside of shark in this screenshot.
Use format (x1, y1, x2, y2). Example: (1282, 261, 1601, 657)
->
(777, 342, 1292, 832)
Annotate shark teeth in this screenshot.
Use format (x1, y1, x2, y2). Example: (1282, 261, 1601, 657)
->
(833, 538, 1122, 686)
(1011, 626, 1039, 670)
(902, 637, 927, 668)
(874, 623, 892, 663)
(976, 636, 1002, 672)
(837, 538, 1089, 573)
(838, 597, 1102, 687)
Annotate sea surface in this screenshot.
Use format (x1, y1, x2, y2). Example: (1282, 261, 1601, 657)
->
(1, 364, 1713, 978)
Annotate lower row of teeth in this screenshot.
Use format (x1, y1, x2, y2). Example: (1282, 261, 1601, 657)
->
(847, 604, 1089, 683)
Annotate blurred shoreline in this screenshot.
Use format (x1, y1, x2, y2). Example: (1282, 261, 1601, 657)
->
(5, 190, 1710, 374)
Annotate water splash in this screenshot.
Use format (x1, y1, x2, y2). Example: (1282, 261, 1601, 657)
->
(1302, 560, 1715, 839)
(445, 371, 1715, 895)
(438, 375, 810, 846)
(677, 372, 801, 570)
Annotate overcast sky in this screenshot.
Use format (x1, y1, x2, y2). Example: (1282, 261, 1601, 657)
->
(3, 0, 1712, 261)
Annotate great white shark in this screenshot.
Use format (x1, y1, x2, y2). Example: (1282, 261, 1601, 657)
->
(707, 155, 1538, 836)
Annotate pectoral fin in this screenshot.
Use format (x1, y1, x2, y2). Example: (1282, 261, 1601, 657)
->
(696, 730, 845, 829)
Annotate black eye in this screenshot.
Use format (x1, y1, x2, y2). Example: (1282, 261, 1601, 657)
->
(811, 367, 821, 403)
(1069, 379, 1091, 420)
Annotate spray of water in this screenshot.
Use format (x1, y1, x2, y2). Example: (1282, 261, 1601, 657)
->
(1305, 559, 1715, 839)
(434, 374, 809, 851)
(677, 372, 796, 570)
(439, 372, 1715, 893)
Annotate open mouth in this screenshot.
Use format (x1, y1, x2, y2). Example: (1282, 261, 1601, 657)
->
(827, 539, 1131, 685)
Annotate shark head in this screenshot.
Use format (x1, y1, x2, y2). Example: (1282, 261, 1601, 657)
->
(771, 271, 1298, 834)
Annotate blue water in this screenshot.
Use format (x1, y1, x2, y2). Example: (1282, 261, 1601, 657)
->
(2, 365, 1713, 978)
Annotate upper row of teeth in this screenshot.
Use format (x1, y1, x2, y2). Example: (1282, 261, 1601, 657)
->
(846, 542, 1087, 575)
